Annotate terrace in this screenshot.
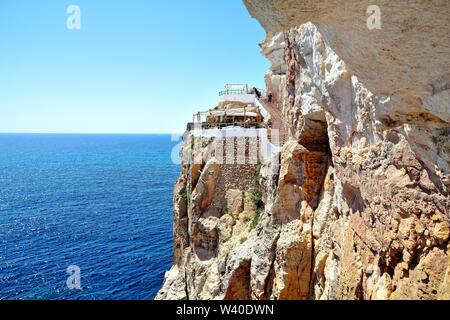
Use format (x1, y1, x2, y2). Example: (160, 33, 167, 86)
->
(187, 83, 287, 146)
(218, 84, 265, 104)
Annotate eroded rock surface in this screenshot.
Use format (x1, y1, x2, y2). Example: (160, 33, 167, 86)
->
(244, 0, 450, 127)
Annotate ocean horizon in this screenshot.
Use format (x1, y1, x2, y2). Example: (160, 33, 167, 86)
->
(0, 133, 180, 300)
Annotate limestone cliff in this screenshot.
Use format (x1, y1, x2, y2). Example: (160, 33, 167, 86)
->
(157, 1, 450, 300)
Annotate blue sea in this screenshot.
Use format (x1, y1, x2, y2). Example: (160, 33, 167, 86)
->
(0, 134, 180, 300)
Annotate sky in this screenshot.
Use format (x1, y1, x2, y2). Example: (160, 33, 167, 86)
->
(0, 0, 269, 134)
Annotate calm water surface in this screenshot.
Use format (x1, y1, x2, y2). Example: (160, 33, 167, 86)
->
(0, 134, 180, 300)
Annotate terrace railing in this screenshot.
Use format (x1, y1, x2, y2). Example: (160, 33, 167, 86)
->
(219, 89, 248, 96)
(189, 122, 265, 130)
(219, 88, 266, 96)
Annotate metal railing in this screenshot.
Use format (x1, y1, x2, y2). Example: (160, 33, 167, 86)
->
(218, 88, 266, 96)
(189, 122, 265, 130)
(219, 89, 248, 96)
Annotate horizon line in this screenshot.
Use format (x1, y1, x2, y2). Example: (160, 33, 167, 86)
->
(0, 132, 185, 135)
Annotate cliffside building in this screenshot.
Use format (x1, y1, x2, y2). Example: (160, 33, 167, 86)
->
(186, 84, 286, 143)
(187, 84, 267, 130)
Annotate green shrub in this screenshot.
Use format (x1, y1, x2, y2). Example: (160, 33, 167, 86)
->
(254, 173, 263, 184)
(240, 237, 248, 244)
(250, 162, 265, 206)
(180, 187, 188, 202)
(249, 187, 263, 208)
(253, 162, 265, 184)
(249, 210, 261, 231)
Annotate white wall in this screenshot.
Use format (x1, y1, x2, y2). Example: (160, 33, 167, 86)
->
(219, 94, 256, 104)
(254, 98, 269, 120)
(191, 127, 265, 138)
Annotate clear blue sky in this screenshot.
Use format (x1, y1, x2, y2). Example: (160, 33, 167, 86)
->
(0, 0, 269, 134)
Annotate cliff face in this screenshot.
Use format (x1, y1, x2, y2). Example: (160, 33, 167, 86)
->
(244, 0, 450, 127)
(157, 1, 450, 300)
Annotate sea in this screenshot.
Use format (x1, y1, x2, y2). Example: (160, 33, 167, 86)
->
(0, 134, 181, 300)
